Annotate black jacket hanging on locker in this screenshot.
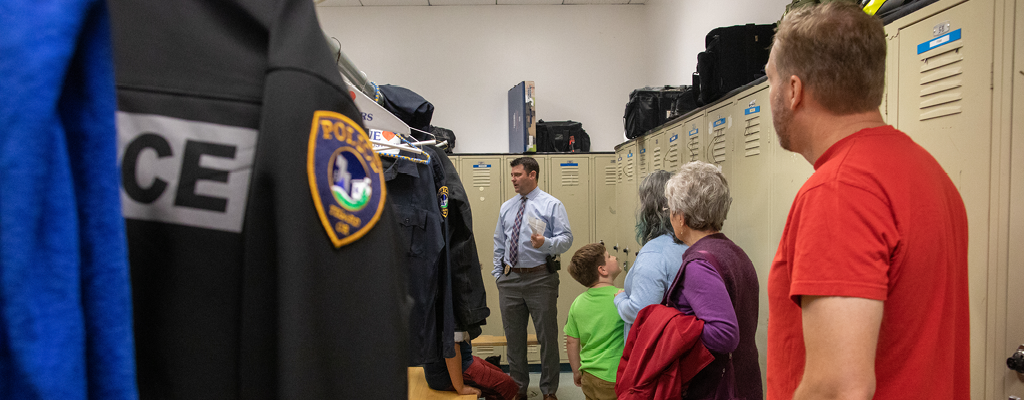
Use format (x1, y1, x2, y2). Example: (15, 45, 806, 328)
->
(430, 149, 490, 335)
(109, 0, 409, 398)
(382, 149, 455, 364)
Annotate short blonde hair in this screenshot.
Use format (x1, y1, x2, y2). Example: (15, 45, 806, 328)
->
(773, 2, 886, 114)
(664, 161, 731, 232)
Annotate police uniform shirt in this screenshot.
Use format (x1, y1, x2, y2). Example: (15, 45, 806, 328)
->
(110, 0, 409, 398)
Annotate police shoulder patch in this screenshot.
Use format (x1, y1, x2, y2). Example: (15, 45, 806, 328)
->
(307, 110, 386, 248)
(438, 186, 449, 219)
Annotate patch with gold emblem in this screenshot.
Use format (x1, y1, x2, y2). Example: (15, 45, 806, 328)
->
(438, 186, 449, 219)
(307, 110, 386, 248)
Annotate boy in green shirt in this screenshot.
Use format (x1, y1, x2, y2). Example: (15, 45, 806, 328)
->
(564, 243, 624, 400)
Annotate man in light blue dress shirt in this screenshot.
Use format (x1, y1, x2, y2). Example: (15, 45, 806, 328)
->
(493, 157, 572, 400)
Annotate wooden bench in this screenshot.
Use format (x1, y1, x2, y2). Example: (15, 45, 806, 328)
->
(471, 334, 539, 347)
(407, 366, 477, 400)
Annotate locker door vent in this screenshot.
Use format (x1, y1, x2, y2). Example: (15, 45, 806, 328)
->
(626, 155, 635, 182)
(616, 157, 624, 184)
(560, 165, 580, 186)
(918, 44, 964, 121)
(652, 147, 663, 171)
(744, 114, 762, 157)
(667, 139, 681, 166)
(604, 164, 616, 185)
(639, 149, 648, 177)
(472, 166, 491, 187)
(688, 134, 700, 162)
(710, 126, 727, 164)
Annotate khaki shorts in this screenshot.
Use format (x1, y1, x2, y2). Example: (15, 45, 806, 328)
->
(581, 370, 616, 400)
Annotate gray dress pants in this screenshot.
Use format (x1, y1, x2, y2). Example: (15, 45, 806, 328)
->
(497, 269, 560, 396)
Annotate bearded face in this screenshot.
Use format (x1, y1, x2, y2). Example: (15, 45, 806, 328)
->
(771, 86, 795, 152)
(767, 50, 796, 152)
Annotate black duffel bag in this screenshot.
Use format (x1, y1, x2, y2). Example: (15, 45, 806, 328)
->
(536, 120, 590, 153)
(696, 23, 775, 105)
(624, 85, 696, 139)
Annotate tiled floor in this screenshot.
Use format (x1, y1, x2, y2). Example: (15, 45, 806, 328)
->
(517, 371, 586, 400)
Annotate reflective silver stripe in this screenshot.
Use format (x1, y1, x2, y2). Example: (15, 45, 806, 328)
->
(117, 112, 257, 233)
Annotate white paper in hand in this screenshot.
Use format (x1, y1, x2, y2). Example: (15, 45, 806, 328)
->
(528, 217, 546, 236)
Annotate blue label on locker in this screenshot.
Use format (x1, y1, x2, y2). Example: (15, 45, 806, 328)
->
(713, 118, 726, 128)
(473, 164, 491, 168)
(627, 152, 633, 158)
(670, 134, 679, 142)
(640, 148, 646, 154)
(560, 162, 578, 167)
(744, 106, 760, 115)
(688, 128, 699, 136)
(917, 29, 961, 54)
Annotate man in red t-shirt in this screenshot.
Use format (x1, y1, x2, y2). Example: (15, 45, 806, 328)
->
(765, 3, 970, 400)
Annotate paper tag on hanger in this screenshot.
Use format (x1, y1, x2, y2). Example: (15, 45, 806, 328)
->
(368, 129, 401, 155)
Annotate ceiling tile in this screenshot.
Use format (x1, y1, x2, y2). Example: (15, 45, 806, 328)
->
(360, 0, 429, 5)
(315, 0, 362, 6)
(496, 0, 561, 4)
(563, 0, 629, 3)
(429, 0, 495, 4)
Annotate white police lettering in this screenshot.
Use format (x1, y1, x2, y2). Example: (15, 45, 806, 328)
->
(117, 112, 257, 233)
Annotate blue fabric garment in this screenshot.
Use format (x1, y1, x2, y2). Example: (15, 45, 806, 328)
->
(0, 0, 137, 399)
(614, 233, 688, 340)
(492, 188, 572, 278)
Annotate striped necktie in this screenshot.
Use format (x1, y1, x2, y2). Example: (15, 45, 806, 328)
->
(508, 196, 527, 268)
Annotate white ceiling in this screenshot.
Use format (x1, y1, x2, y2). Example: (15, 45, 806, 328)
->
(316, 0, 645, 6)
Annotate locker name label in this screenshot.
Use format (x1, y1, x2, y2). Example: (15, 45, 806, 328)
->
(560, 162, 578, 167)
(713, 118, 726, 128)
(669, 134, 679, 142)
(473, 164, 491, 168)
(917, 29, 961, 54)
(688, 128, 699, 137)
(744, 106, 760, 115)
(640, 148, 646, 154)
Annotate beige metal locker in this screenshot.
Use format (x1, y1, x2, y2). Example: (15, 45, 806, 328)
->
(704, 101, 735, 184)
(548, 156, 593, 363)
(1005, 3, 1024, 397)
(614, 142, 641, 271)
(646, 131, 668, 175)
(893, 2, 995, 397)
(471, 344, 505, 366)
(663, 123, 686, 171)
(458, 156, 506, 338)
(592, 154, 618, 246)
(682, 113, 706, 163)
(637, 136, 650, 180)
(719, 81, 776, 394)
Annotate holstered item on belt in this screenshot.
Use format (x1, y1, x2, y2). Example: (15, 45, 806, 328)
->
(545, 254, 560, 273)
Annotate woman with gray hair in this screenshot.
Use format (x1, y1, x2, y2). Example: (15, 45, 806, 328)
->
(613, 170, 689, 341)
(663, 161, 761, 400)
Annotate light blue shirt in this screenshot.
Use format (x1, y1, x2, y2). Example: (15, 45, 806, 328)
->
(492, 187, 572, 278)
(613, 233, 688, 339)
